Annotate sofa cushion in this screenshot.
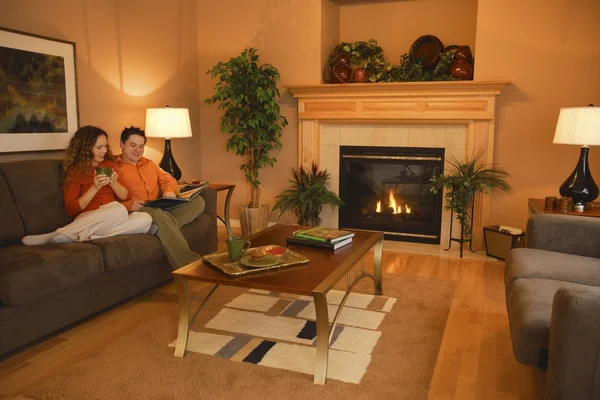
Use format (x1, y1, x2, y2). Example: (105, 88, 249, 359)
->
(0, 243, 103, 306)
(0, 172, 25, 246)
(89, 235, 164, 271)
(506, 248, 600, 292)
(0, 159, 72, 235)
(505, 278, 591, 366)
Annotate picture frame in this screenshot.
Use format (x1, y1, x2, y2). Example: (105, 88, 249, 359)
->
(0, 27, 79, 153)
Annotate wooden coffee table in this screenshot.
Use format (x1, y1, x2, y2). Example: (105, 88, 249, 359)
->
(172, 224, 384, 385)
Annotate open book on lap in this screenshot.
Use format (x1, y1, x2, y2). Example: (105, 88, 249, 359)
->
(143, 182, 208, 209)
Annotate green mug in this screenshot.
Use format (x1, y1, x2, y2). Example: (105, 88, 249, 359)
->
(226, 236, 251, 261)
(96, 167, 113, 177)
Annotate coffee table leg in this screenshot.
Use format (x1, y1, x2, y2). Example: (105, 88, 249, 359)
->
(373, 236, 383, 295)
(313, 292, 329, 385)
(174, 275, 190, 358)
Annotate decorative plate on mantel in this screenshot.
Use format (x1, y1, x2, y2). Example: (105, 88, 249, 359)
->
(409, 35, 444, 71)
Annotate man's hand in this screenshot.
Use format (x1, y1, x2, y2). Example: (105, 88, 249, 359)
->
(131, 199, 146, 211)
(163, 191, 176, 198)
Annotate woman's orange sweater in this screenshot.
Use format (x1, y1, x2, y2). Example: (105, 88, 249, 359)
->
(63, 160, 125, 218)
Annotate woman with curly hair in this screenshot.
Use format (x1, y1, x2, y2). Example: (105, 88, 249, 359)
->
(22, 125, 152, 245)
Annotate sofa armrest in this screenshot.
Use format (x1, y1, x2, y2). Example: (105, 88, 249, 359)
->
(527, 214, 600, 258)
(544, 287, 600, 400)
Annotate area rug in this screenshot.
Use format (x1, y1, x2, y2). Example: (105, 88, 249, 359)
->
(167, 288, 397, 384)
(26, 274, 455, 400)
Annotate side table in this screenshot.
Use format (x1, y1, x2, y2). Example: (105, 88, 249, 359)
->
(528, 198, 600, 218)
(209, 184, 235, 237)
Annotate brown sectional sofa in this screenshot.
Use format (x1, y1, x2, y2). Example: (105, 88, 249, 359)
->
(0, 159, 218, 357)
(505, 213, 600, 400)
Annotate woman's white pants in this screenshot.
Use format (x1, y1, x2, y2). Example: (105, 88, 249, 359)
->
(57, 201, 152, 242)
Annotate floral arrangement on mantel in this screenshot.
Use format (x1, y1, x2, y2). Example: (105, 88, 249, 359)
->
(325, 38, 469, 84)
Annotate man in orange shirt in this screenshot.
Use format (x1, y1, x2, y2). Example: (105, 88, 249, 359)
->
(116, 126, 205, 269)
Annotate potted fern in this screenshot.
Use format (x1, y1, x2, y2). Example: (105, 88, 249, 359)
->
(272, 162, 344, 226)
(430, 149, 511, 242)
(205, 48, 288, 237)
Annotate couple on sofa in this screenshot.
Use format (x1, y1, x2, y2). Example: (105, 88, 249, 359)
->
(21, 125, 202, 270)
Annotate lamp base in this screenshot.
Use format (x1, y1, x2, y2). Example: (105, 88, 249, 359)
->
(559, 146, 599, 205)
(573, 203, 592, 212)
(159, 138, 182, 181)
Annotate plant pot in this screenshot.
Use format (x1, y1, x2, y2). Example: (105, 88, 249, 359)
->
(297, 205, 323, 227)
(239, 204, 269, 238)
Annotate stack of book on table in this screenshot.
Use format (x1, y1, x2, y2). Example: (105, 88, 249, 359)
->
(287, 227, 354, 250)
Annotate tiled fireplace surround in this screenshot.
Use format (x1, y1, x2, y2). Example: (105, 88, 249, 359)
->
(287, 81, 509, 250)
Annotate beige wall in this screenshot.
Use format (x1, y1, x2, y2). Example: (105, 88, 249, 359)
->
(340, 0, 478, 62)
(321, 0, 341, 72)
(198, 0, 479, 222)
(475, 0, 600, 229)
(197, 0, 323, 222)
(3, 0, 599, 231)
(0, 0, 200, 178)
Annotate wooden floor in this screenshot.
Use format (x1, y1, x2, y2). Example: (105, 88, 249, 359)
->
(0, 226, 545, 400)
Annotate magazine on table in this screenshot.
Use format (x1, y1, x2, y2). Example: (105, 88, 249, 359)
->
(292, 227, 355, 243)
(143, 182, 208, 209)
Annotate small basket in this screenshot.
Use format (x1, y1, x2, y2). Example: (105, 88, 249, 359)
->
(483, 226, 526, 261)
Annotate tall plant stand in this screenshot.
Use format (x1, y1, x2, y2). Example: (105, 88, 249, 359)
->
(445, 198, 476, 258)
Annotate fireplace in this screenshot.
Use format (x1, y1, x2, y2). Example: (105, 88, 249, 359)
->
(286, 81, 510, 250)
(339, 146, 444, 243)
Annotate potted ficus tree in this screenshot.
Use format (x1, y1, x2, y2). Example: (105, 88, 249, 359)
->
(205, 48, 288, 237)
(272, 162, 344, 226)
(430, 149, 511, 249)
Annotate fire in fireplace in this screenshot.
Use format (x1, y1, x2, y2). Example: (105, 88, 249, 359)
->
(338, 146, 444, 244)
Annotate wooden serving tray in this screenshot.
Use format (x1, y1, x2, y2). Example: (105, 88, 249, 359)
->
(203, 247, 310, 277)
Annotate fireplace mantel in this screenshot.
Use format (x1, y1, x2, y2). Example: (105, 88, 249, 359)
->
(286, 81, 510, 123)
(286, 81, 510, 98)
(285, 81, 511, 249)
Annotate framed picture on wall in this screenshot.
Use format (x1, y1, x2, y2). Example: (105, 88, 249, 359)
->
(0, 27, 79, 153)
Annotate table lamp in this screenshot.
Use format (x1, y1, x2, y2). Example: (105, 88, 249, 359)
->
(145, 106, 192, 181)
(553, 106, 600, 211)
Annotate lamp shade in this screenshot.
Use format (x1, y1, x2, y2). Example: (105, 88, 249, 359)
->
(553, 107, 600, 146)
(145, 107, 192, 139)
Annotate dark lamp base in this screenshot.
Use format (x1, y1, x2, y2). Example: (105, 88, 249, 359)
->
(559, 146, 599, 205)
(158, 138, 182, 181)
(573, 203, 592, 212)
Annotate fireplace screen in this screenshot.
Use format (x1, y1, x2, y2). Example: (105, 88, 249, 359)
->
(338, 146, 444, 244)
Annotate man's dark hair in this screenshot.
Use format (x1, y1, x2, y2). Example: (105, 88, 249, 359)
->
(120, 126, 146, 144)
